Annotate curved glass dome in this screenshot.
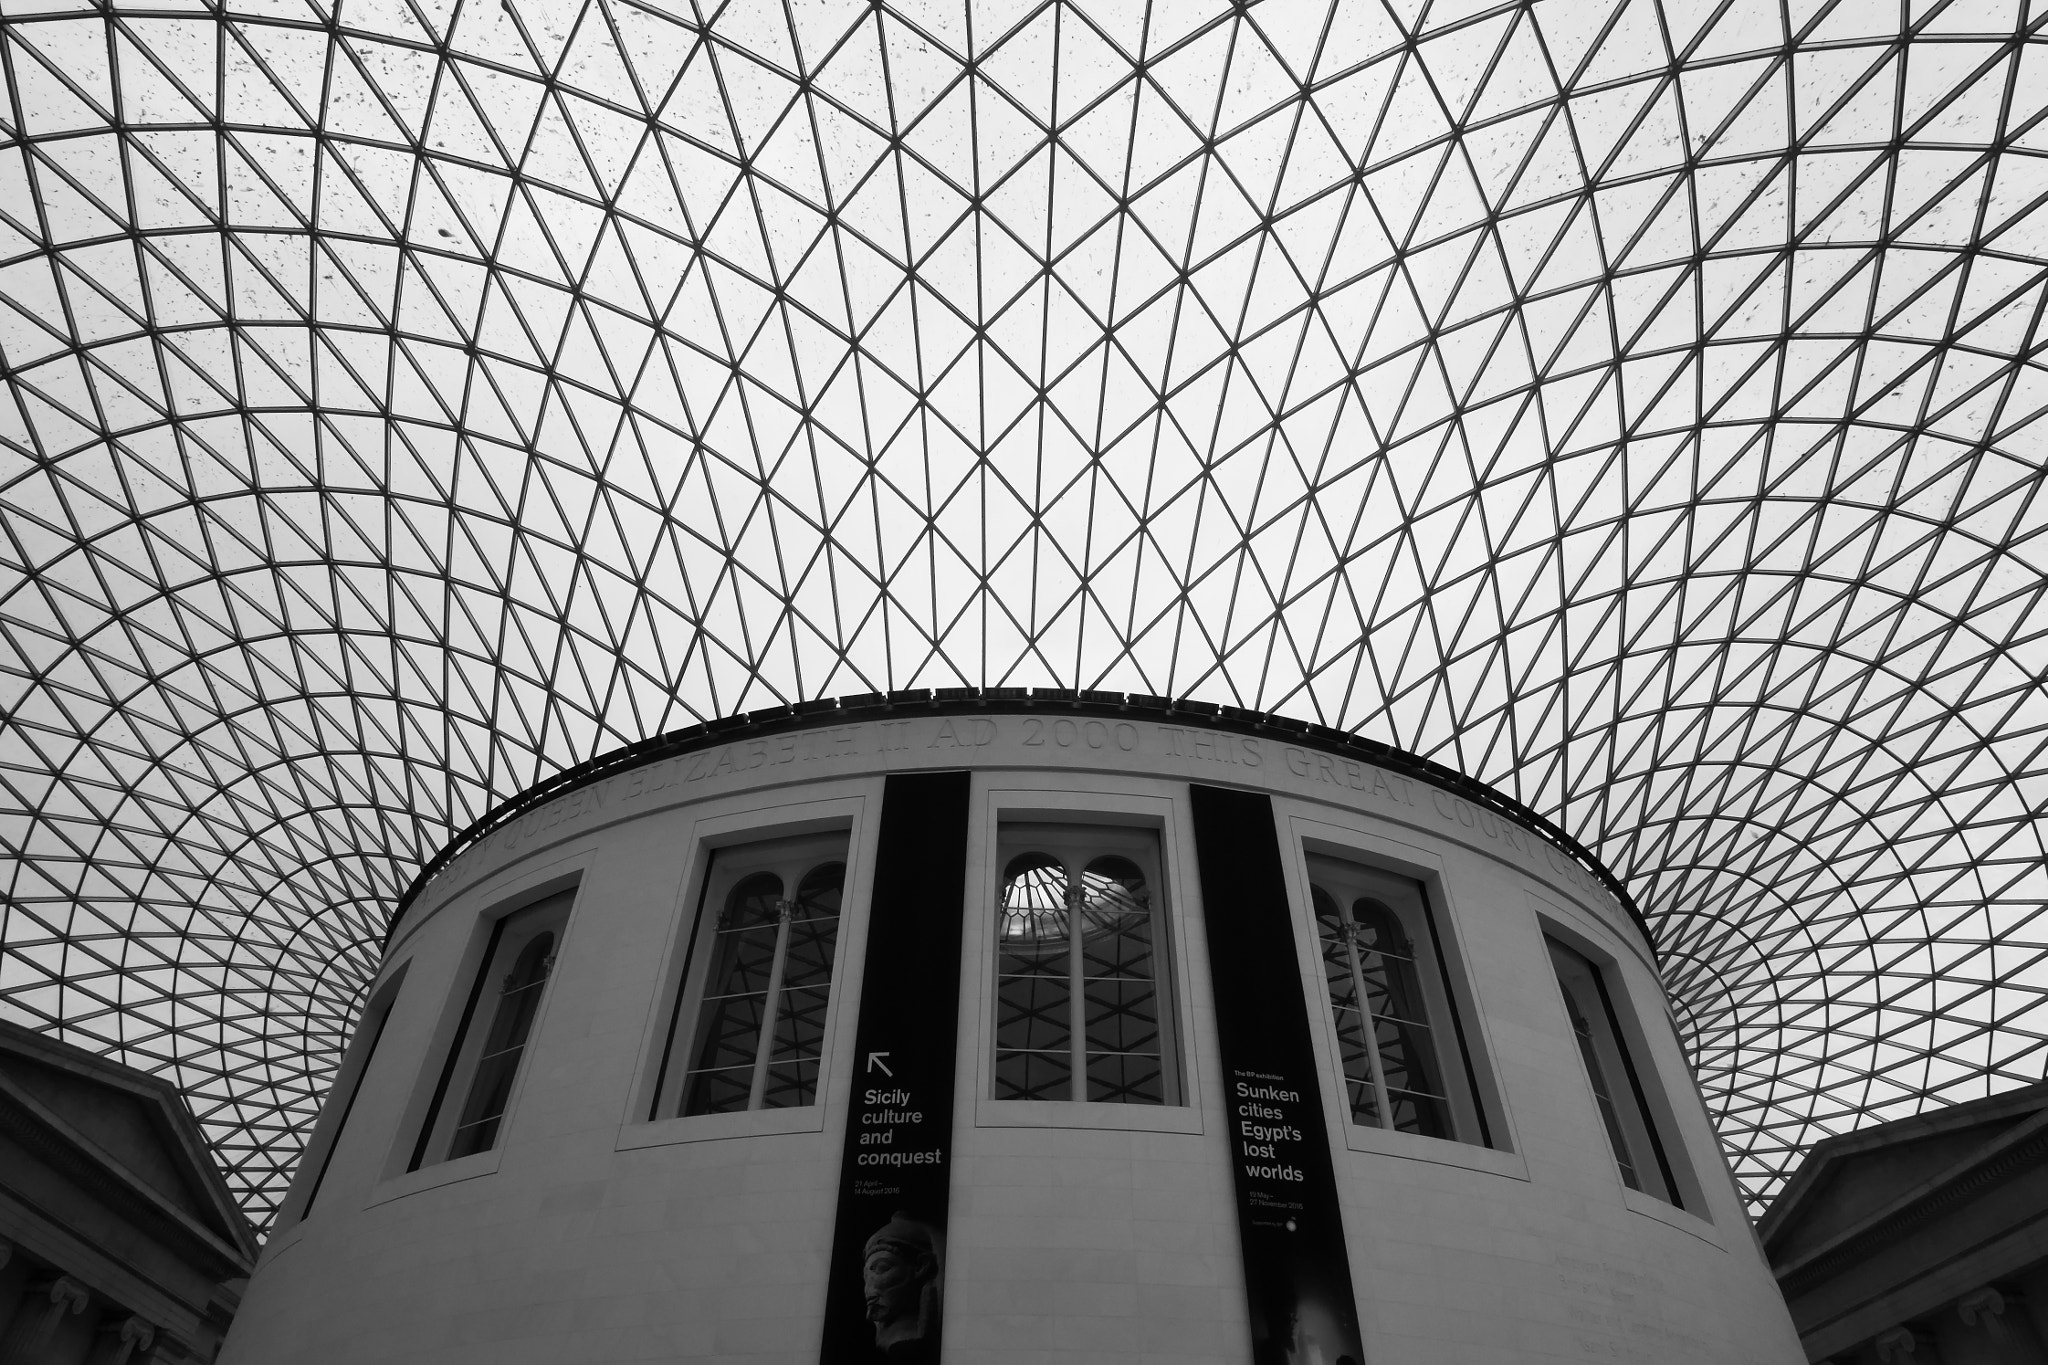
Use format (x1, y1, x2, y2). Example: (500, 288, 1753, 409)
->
(2, 0, 2045, 1230)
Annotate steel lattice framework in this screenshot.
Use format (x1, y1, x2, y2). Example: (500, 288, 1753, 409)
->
(1, 0, 2046, 1232)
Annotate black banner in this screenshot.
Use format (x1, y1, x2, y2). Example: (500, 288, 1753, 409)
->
(818, 770, 972, 1365)
(1189, 783, 1369, 1365)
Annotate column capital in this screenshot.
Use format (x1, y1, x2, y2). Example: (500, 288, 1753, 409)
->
(1876, 1324, 1937, 1362)
(21, 1275, 93, 1354)
(112, 1314, 159, 1365)
(43, 1274, 90, 1315)
(1958, 1287, 2011, 1340)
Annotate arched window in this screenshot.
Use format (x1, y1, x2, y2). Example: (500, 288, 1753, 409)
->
(995, 853, 1072, 1100)
(449, 930, 556, 1158)
(1314, 892, 1449, 1138)
(1545, 935, 1681, 1205)
(994, 827, 1174, 1105)
(1077, 856, 1161, 1103)
(299, 967, 406, 1219)
(1308, 857, 1484, 1144)
(767, 861, 844, 1107)
(682, 872, 788, 1115)
(1561, 976, 1637, 1188)
(655, 829, 851, 1118)
(409, 889, 575, 1170)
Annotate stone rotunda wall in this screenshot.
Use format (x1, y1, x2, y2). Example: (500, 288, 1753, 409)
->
(221, 701, 1803, 1365)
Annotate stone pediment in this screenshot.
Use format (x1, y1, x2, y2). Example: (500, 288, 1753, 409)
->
(0, 1016, 256, 1274)
(1761, 1080, 2048, 1278)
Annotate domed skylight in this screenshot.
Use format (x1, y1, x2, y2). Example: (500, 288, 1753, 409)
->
(2, 0, 2045, 1229)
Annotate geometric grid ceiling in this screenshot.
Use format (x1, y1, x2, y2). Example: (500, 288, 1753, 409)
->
(2, 0, 2046, 1233)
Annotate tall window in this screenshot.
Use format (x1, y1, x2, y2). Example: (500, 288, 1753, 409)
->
(300, 971, 403, 1218)
(1307, 856, 1487, 1144)
(652, 831, 847, 1118)
(993, 823, 1176, 1105)
(449, 930, 554, 1158)
(1546, 935, 1681, 1206)
(410, 891, 572, 1169)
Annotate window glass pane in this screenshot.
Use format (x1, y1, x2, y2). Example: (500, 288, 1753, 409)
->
(683, 1068, 754, 1116)
(659, 831, 851, 1120)
(1080, 855, 1162, 1103)
(759, 861, 844, 1109)
(992, 832, 1176, 1108)
(995, 975, 1072, 1053)
(1351, 900, 1449, 1138)
(995, 852, 1073, 1101)
(994, 1049, 1072, 1101)
(780, 862, 843, 989)
(999, 854, 1067, 942)
(1385, 1093, 1449, 1136)
(686, 995, 767, 1110)
(415, 892, 573, 1169)
(765, 985, 832, 1108)
(1307, 857, 1484, 1146)
(449, 931, 555, 1157)
(759, 1057, 821, 1111)
(1083, 979, 1159, 1053)
(682, 872, 783, 1116)
(1313, 885, 1380, 1126)
(1564, 982, 1640, 1190)
(1546, 936, 1677, 1201)
(1086, 1052, 1165, 1105)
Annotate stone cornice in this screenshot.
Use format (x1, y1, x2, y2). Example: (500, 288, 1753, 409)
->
(1775, 1113, 2048, 1296)
(385, 687, 1648, 954)
(0, 1078, 254, 1282)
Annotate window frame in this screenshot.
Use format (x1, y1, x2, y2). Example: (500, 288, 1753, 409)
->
(280, 961, 409, 1226)
(403, 882, 578, 1174)
(649, 827, 853, 1120)
(622, 792, 874, 1149)
(991, 820, 1181, 1108)
(969, 784, 1203, 1136)
(1540, 918, 1701, 1213)
(1303, 853, 1490, 1146)
(1277, 815, 1521, 1174)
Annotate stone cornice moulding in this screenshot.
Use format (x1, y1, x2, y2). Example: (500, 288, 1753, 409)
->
(385, 688, 1650, 956)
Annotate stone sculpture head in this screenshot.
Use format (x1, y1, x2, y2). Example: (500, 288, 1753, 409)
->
(862, 1213, 942, 1353)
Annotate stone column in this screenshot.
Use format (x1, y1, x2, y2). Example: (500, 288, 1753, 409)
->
(115, 1316, 155, 1365)
(0, 1273, 90, 1363)
(1944, 1289, 2047, 1365)
(83, 1315, 157, 1365)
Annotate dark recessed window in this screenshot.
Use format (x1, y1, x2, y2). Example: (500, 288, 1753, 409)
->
(1307, 856, 1489, 1146)
(299, 970, 404, 1219)
(449, 930, 555, 1158)
(994, 824, 1177, 1106)
(650, 831, 848, 1119)
(409, 890, 573, 1170)
(1547, 935, 1682, 1206)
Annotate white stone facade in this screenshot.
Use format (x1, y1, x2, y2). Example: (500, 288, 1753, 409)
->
(223, 706, 1804, 1365)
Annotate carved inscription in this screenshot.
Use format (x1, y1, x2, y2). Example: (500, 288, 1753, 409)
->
(415, 715, 1627, 926)
(1160, 726, 1259, 766)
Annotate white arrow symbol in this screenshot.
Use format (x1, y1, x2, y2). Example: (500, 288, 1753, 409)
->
(867, 1051, 893, 1076)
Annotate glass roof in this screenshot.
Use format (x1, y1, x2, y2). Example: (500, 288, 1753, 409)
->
(1, 0, 2045, 1232)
